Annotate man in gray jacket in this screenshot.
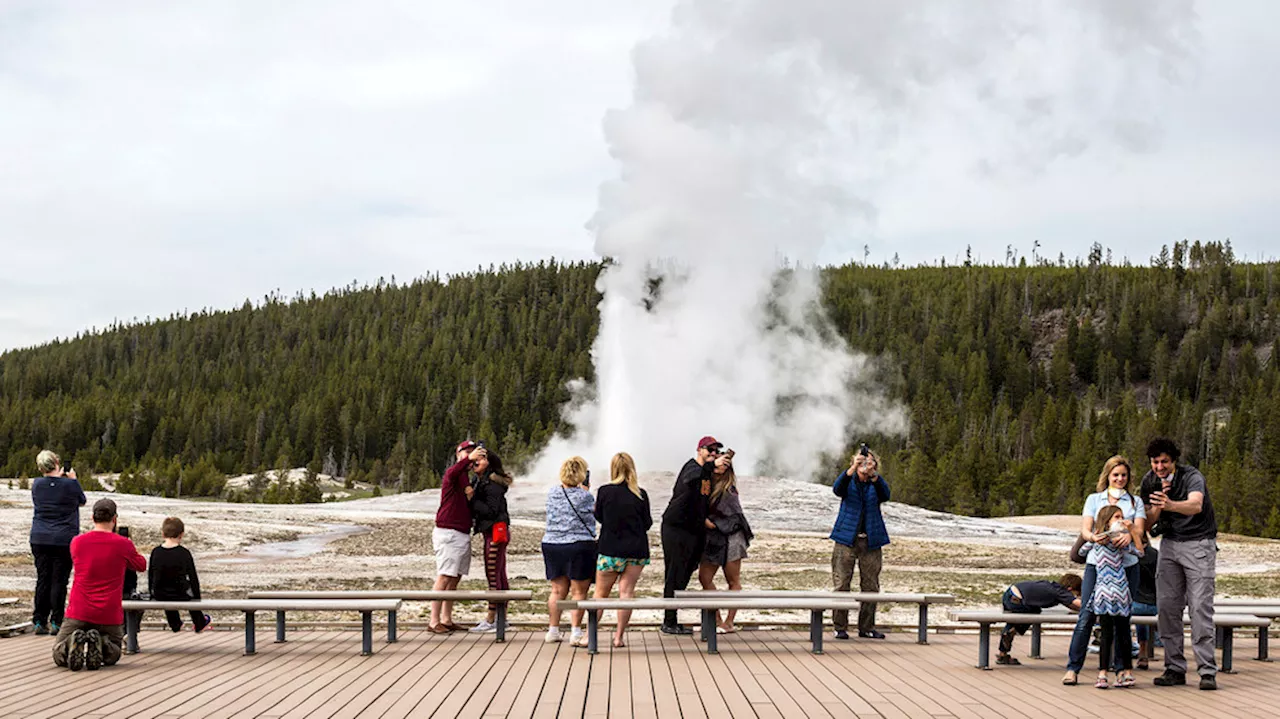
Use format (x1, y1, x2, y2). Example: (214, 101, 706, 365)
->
(1139, 437, 1218, 691)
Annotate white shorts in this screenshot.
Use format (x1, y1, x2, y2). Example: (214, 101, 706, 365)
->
(432, 527, 472, 578)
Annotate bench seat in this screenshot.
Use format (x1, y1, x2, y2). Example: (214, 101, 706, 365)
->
(247, 590, 533, 642)
(560, 597, 862, 655)
(676, 590, 955, 644)
(948, 609, 1270, 671)
(122, 598, 402, 656)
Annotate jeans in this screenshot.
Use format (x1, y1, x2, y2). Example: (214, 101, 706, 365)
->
(1067, 563, 1140, 672)
(1131, 601, 1158, 643)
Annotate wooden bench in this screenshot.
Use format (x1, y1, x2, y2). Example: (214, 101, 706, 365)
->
(122, 598, 402, 656)
(676, 590, 955, 644)
(560, 597, 862, 655)
(948, 609, 1270, 672)
(247, 590, 532, 642)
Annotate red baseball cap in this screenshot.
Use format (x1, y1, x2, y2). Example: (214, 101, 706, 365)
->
(456, 439, 478, 452)
(697, 436, 720, 450)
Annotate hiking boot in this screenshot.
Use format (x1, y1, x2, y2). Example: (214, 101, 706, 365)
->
(1199, 674, 1217, 691)
(67, 630, 87, 671)
(1153, 669, 1186, 686)
(833, 630, 850, 640)
(33, 621, 48, 636)
(85, 629, 103, 671)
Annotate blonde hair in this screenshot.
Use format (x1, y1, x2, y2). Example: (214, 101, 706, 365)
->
(610, 452, 641, 498)
(711, 465, 737, 502)
(1095, 455, 1133, 493)
(560, 456, 588, 488)
(36, 450, 61, 474)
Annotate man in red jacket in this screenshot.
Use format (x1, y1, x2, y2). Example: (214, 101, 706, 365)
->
(53, 498, 147, 671)
(429, 440, 486, 632)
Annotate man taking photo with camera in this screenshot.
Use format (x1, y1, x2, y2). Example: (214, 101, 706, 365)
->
(660, 436, 731, 635)
(829, 445, 890, 640)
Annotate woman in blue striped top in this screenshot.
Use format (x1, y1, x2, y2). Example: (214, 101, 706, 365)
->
(542, 456, 598, 646)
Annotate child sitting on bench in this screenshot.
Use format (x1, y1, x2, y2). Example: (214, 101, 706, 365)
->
(148, 517, 212, 633)
(996, 573, 1083, 665)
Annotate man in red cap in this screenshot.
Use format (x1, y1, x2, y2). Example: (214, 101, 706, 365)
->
(429, 439, 486, 632)
(660, 436, 732, 634)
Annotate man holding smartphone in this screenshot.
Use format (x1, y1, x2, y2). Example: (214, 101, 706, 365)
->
(660, 436, 731, 635)
(1139, 437, 1218, 691)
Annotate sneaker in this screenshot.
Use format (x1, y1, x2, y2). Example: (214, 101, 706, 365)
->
(833, 630, 850, 640)
(470, 621, 497, 634)
(544, 627, 563, 643)
(67, 630, 87, 671)
(660, 624, 692, 636)
(858, 630, 887, 640)
(570, 628, 585, 647)
(85, 629, 103, 671)
(195, 613, 213, 633)
(49, 621, 60, 636)
(1199, 674, 1217, 691)
(1153, 669, 1186, 686)
(33, 621, 49, 636)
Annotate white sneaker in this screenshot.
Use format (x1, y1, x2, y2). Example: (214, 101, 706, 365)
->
(470, 621, 497, 633)
(570, 628, 585, 647)
(545, 627, 563, 643)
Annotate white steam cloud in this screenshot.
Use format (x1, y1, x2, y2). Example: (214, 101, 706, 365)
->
(530, 0, 1197, 482)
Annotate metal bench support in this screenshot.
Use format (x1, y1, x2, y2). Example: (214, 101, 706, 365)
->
(361, 611, 373, 656)
(1257, 627, 1270, 662)
(810, 610, 824, 655)
(977, 622, 992, 669)
(125, 611, 141, 654)
(1221, 628, 1234, 674)
(388, 610, 398, 643)
(702, 609, 718, 654)
(918, 605, 929, 645)
(1030, 624, 1042, 659)
(587, 609, 599, 655)
(496, 603, 506, 643)
(244, 611, 256, 655)
(276, 611, 287, 643)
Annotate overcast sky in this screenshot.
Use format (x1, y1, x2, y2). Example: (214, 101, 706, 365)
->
(1, 0, 1277, 353)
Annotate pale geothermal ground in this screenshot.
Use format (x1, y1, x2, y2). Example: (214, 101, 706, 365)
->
(3, 473, 1279, 630)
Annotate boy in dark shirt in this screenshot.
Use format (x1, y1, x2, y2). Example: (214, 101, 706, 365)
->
(996, 573, 1083, 665)
(148, 517, 211, 633)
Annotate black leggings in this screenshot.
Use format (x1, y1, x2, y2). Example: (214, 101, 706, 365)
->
(31, 543, 73, 626)
(1098, 615, 1132, 671)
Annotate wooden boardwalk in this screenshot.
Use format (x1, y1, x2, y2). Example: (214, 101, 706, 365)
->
(2, 628, 1275, 718)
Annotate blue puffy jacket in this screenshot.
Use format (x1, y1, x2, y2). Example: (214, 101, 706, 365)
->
(829, 471, 891, 549)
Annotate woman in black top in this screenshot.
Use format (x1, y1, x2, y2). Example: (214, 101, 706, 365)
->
(469, 450, 513, 634)
(592, 452, 652, 648)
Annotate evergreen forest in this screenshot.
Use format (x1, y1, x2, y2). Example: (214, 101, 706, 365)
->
(3, 240, 1279, 537)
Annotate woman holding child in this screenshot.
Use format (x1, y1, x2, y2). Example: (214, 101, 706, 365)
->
(698, 459, 752, 634)
(1063, 455, 1146, 685)
(592, 452, 652, 649)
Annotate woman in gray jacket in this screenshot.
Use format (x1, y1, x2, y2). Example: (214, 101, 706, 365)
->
(698, 461, 752, 634)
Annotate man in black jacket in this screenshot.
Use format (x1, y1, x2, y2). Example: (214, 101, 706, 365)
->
(660, 436, 731, 634)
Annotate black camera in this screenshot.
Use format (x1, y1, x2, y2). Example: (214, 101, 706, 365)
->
(859, 443, 871, 457)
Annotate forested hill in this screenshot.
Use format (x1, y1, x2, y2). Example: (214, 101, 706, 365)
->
(3, 241, 1279, 536)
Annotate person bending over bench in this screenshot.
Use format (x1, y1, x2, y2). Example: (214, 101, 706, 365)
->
(996, 573, 1082, 666)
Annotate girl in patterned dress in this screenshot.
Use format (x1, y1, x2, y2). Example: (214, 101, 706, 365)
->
(1089, 505, 1145, 689)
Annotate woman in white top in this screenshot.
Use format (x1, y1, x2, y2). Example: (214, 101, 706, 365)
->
(1063, 455, 1146, 684)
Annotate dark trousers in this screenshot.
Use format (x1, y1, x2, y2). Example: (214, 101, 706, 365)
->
(483, 533, 510, 612)
(831, 537, 883, 633)
(52, 619, 125, 668)
(998, 588, 1041, 653)
(661, 524, 705, 627)
(1098, 615, 1133, 671)
(151, 594, 210, 632)
(31, 543, 73, 626)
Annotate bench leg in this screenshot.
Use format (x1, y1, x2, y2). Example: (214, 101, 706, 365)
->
(496, 603, 506, 643)
(918, 605, 929, 645)
(245, 611, 256, 656)
(811, 610, 824, 655)
(361, 611, 373, 656)
(125, 611, 140, 655)
(1221, 628, 1234, 674)
(388, 609, 397, 643)
(587, 609, 599, 655)
(977, 623, 991, 670)
(703, 610, 718, 654)
(1030, 624, 1042, 659)
(276, 611, 287, 643)
(1257, 626, 1270, 662)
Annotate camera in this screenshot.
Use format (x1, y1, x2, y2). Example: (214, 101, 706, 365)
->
(859, 443, 871, 457)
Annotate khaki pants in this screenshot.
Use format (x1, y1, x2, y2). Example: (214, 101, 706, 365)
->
(832, 537, 882, 633)
(52, 618, 125, 668)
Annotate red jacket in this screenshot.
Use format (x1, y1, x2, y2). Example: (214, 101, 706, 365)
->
(66, 530, 147, 626)
(436, 459, 473, 533)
